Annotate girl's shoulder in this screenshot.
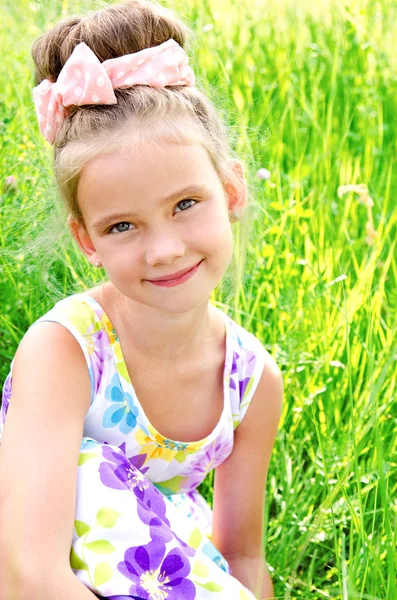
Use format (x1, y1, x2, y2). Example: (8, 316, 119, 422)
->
(0, 289, 108, 440)
(32, 288, 106, 334)
(10, 289, 111, 401)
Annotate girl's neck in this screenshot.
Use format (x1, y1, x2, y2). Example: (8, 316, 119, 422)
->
(96, 282, 223, 364)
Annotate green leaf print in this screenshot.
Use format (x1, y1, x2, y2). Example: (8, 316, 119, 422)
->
(197, 581, 224, 592)
(175, 451, 187, 463)
(96, 507, 121, 528)
(232, 413, 240, 429)
(192, 560, 209, 577)
(154, 476, 185, 494)
(93, 561, 113, 586)
(75, 520, 91, 537)
(70, 547, 88, 571)
(188, 527, 203, 550)
(85, 540, 116, 554)
(116, 361, 130, 382)
(62, 312, 91, 334)
(192, 561, 224, 592)
(78, 453, 98, 466)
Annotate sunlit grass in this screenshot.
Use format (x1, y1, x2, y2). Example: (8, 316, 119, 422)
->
(0, 0, 396, 598)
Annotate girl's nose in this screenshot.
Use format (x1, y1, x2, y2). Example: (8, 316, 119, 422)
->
(144, 229, 186, 266)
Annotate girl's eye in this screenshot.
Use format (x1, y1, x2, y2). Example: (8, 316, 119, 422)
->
(107, 222, 135, 234)
(174, 199, 197, 213)
(107, 199, 197, 234)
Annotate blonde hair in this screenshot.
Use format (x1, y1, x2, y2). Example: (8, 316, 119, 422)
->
(31, 0, 258, 303)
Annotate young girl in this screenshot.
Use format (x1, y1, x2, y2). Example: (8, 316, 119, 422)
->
(0, 1, 283, 599)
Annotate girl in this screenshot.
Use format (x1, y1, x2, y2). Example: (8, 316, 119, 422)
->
(0, 1, 283, 599)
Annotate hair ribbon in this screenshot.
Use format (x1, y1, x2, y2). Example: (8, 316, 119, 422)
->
(33, 38, 195, 144)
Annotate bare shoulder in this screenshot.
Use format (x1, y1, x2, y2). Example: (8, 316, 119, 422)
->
(262, 350, 283, 380)
(259, 350, 284, 403)
(13, 320, 90, 399)
(0, 320, 92, 586)
(6, 319, 92, 441)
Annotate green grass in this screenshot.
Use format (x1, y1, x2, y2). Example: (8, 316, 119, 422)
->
(0, 0, 396, 598)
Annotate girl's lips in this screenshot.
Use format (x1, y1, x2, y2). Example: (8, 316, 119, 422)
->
(146, 259, 203, 287)
(147, 260, 202, 282)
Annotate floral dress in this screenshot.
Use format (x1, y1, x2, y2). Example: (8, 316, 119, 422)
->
(0, 293, 270, 599)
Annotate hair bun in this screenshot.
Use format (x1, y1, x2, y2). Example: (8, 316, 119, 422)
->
(31, 0, 192, 85)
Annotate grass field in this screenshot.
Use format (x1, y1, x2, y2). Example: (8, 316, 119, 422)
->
(0, 0, 396, 598)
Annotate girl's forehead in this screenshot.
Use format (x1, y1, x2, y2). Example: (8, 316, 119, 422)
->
(77, 141, 222, 217)
(81, 140, 213, 182)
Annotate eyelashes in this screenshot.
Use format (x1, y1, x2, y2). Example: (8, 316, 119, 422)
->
(108, 222, 134, 234)
(175, 199, 196, 213)
(106, 198, 198, 235)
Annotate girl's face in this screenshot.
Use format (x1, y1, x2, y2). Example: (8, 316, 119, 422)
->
(71, 138, 246, 313)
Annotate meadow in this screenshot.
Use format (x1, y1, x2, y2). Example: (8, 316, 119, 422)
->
(0, 0, 396, 598)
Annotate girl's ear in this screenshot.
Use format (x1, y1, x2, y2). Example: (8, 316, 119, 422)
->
(224, 159, 248, 216)
(67, 215, 100, 267)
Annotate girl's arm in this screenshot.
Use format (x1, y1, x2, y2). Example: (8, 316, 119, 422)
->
(211, 354, 283, 600)
(0, 322, 97, 600)
(1, 568, 102, 600)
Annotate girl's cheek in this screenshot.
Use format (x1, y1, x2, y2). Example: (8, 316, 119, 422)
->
(206, 214, 233, 242)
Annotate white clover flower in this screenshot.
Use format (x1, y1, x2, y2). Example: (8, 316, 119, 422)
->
(256, 168, 271, 180)
(3, 175, 17, 193)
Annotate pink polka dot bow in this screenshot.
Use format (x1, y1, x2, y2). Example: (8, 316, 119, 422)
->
(33, 38, 196, 144)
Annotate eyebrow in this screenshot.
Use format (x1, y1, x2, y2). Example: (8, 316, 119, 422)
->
(92, 184, 209, 230)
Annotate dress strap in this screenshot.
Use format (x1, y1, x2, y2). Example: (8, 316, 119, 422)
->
(28, 293, 111, 406)
(214, 309, 269, 429)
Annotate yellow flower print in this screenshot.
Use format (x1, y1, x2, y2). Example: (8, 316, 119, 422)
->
(85, 335, 95, 356)
(135, 428, 184, 462)
(101, 312, 118, 346)
(135, 425, 207, 464)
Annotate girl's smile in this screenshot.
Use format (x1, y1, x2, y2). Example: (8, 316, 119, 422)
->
(144, 258, 204, 287)
(73, 138, 237, 313)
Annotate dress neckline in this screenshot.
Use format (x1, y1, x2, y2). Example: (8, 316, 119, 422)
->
(75, 292, 233, 449)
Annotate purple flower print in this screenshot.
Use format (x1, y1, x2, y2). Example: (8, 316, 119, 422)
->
(134, 507, 195, 559)
(89, 329, 112, 393)
(0, 372, 12, 432)
(103, 374, 139, 434)
(98, 444, 195, 559)
(229, 349, 256, 402)
(180, 435, 233, 490)
(99, 445, 170, 525)
(129, 453, 149, 474)
(105, 596, 141, 599)
(239, 350, 256, 401)
(99, 444, 141, 492)
(229, 350, 239, 393)
(118, 441, 149, 476)
(118, 541, 196, 600)
(99, 445, 150, 494)
(98, 595, 142, 599)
